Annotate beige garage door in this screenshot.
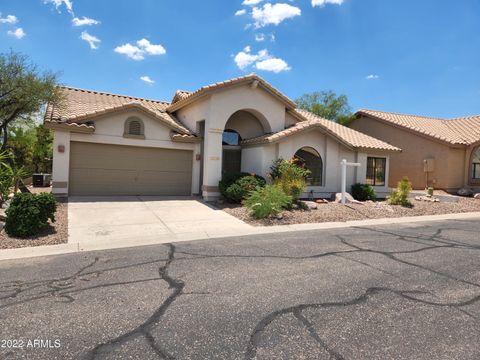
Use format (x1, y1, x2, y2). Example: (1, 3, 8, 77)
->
(69, 142, 193, 196)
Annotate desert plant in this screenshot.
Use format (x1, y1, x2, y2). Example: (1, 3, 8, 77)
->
(427, 187, 434, 197)
(244, 185, 292, 219)
(5, 192, 57, 237)
(270, 158, 310, 201)
(219, 172, 266, 203)
(388, 176, 412, 206)
(351, 183, 376, 201)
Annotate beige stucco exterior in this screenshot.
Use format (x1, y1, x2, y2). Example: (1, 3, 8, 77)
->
(50, 81, 395, 199)
(351, 115, 479, 191)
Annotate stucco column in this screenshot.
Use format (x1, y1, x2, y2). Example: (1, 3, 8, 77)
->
(202, 128, 223, 200)
(52, 130, 71, 197)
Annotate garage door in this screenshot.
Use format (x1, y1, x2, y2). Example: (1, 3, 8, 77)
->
(69, 142, 193, 196)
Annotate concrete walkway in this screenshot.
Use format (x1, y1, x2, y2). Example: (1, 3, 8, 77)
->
(1, 202, 480, 261)
(68, 196, 251, 247)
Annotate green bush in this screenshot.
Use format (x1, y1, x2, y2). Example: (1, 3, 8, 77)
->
(351, 183, 377, 201)
(388, 176, 412, 206)
(219, 172, 266, 203)
(5, 192, 57, 238)
(270, 159, 310, 201)
(244, 185, 292, 219)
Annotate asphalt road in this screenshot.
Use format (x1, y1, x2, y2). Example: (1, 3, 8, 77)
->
(0, 219, 479, 360)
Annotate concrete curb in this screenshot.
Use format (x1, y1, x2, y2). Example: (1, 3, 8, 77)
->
(1, 211, 480, 262)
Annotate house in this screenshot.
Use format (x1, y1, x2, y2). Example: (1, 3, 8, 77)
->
(351, 109, 480, 192)
(44, 75, 400, 200)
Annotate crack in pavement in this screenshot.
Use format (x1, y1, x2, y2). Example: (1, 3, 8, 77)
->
(243, 286, 480, 360)
(83, 243, 183, 360)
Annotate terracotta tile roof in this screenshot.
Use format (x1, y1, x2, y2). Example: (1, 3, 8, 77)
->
(355, 109, 480, 146)
(171, 90, 193, 104)
(45, 86, 192, 134)
(242, 109, 401, 152)
(444, 115, 480, 145)
(167, 74, 297, 112)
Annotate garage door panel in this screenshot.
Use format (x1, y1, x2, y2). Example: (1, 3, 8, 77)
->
(69, 142, 193, 196)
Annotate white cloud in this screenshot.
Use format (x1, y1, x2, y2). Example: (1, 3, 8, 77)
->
(312, 0, 344, 7)
(366, 74, 380, 80)
(115, 38, 166, 60)
(80, 31, 100, 49)
(140, 76, 155, 84)
(72, 16, 100, 26)
(234, 47, 290, 73)
(255, 33, 265, 42)
(235, 9, 247, 16)
(44, 0, 74, 14)
(243, 0, 264, 5)
(7, 27, 26, 39)
(252, 3, 301, 28)
(0, 14, 18, 24)
(255, 58, 290, 73)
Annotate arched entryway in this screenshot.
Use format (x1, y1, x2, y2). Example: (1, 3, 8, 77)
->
(294, 147, 323, 186)
(222, 110, 269, 176)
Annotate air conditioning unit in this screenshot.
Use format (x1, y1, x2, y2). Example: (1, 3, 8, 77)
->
(32, 173, 52, 187)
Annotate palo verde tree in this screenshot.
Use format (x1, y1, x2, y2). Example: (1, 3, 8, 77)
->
(296, 91, 355, 126)
(0, 51, 61, 152)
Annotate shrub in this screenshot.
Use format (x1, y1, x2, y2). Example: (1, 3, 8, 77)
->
(270, 159, 310, 201)
(351, 183, 376, 201)
(244, 185, 292, 219)
(219, 172, 266, 203)
(5, 192, 57, 238)
(427, 187, 434, 197)
(388, 176, 412, 206)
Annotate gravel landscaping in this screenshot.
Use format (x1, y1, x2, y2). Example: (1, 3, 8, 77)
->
(0, 200, 68, 249)
(219, 197, 480, 226)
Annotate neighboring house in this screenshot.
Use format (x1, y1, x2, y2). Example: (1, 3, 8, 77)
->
(44, 75, 400, 200)
(352, 109, 480, 192)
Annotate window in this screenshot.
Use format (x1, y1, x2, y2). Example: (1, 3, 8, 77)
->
(124, 117, 144, 139)
(366, 157, 386, 186)
(222, 129, 241, 146)
(472, 147, 480, 180)
(294, 147, 323, 186)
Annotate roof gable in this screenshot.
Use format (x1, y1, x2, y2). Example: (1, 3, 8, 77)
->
(166, 74, 296, 112)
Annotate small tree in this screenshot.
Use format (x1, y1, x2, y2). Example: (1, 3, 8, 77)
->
(0, 51, 61, 151)
(296, 91, 355, 126)
(269, 158, 310, 202)
(388, 177, 412, 206)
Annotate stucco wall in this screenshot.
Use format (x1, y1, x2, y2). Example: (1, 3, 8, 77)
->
(351, 115, 464, 190)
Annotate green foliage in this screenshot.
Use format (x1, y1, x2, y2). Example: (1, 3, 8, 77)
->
(0, 151, 12, 205)
(270, 158, 310, 201)
(0, 51, 61, 151)
(219, 172, 266, 203)
(5, 192, 57, 238)
(351, 183, 377, 201)
(295, 91, 355, 126)
(244, 185, 292, 219)
(388, 177, 412, 206)
(427, 187, 434, 196)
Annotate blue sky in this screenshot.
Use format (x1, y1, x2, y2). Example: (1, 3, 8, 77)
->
(1, 0, 479, 118)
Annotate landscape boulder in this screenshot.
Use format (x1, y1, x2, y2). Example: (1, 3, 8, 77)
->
(301, 201, 318, 210)
(474, 193, 480, 200)
(457, 188, 474, 197)
(334, 192, 363, 204)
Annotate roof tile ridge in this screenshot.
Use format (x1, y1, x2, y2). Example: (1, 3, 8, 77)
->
(59, 86, 170, 105)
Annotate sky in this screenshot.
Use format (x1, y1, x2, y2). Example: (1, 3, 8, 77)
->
(1, 0, 479, 118)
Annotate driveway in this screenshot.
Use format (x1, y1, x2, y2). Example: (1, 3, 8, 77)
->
(68, 196, 251, 247)
(0, 218, 479, 359)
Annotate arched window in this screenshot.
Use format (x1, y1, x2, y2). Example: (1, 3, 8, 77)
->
(222, 129, 241, 146)
(124, 117, 145, 139)
(471, 147, 480, 180)
(294, 147, 323, 186)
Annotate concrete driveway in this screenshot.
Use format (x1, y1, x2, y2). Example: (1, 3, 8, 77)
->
(68, 196, 252, 247)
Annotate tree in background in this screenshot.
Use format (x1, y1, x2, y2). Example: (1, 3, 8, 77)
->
(296, 91, 355, 126)
(0, 51, 61, 152)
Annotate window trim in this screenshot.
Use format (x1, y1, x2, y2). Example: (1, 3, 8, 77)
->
(470, 146, 480, 184)
(294, 147, 323, 187)
(366, 157, 386, 186)
(123, 117, 145, 139)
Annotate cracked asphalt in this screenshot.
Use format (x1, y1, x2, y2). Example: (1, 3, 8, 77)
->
(0, 218, 479, 359)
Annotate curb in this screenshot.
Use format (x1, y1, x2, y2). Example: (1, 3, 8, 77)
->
(1, 211, 480, 262)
